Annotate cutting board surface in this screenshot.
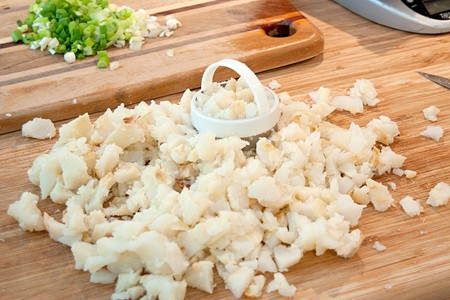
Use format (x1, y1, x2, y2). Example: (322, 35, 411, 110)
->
(1, 0, 450, 300)
(0, 0, 323, 133)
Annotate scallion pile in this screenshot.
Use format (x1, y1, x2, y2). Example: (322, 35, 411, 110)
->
(12, 0, 181, 68)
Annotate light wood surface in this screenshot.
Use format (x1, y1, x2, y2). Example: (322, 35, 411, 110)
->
(0, 0, 323, 134)
(1, 0, 450, 299)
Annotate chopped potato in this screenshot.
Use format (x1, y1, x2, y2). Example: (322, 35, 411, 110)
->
(426, 182, 450, 206)
(7, 192, 45, 232)
(10, 78, 447, 299)
(22, 118, 56, 139)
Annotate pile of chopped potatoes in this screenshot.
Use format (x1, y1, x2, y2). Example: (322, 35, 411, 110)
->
(194, 77, 275, 120)
(8, 79, 450, 299)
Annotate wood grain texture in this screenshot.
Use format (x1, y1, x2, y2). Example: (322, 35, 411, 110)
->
(1, 0, 450, 299)
(0, 0, 323, 134)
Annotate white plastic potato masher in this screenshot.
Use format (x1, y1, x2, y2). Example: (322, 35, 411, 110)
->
(190, 59, 280, 138)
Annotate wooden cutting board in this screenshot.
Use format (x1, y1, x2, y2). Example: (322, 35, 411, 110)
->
(0, 0, 323, 134)
(1, 0, 450, 299)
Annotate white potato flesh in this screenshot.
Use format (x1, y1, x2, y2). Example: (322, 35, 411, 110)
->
(7, 192, 44, 232)
(12, 79, 434, 299)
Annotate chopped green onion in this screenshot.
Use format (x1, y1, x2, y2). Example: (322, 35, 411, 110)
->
(83, 45, 93, 56)
(99, 38, 107, 50)
(96, 50, 109, 68)
(38, 28, 51, 39)
(12, 30, 23, 43)
(85, 37, 95, 48)
(12, 0, 180, 68)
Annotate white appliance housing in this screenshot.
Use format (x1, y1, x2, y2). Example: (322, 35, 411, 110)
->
(335, 0, 450, 34)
